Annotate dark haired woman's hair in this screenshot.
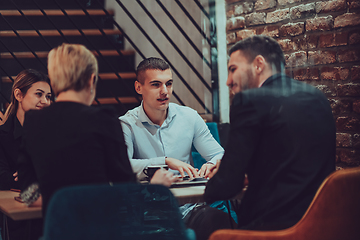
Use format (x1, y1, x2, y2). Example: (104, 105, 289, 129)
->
(2, 69, 51, 123)
(229, 35, 285, 73)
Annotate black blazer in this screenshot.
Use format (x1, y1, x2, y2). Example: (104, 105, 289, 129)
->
(18, 102, 136, 215)
(0, 114, 22, 190)
(204, 74, 336, 230)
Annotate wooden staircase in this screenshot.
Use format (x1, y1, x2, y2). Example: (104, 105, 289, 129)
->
(0, 0, 141, 116)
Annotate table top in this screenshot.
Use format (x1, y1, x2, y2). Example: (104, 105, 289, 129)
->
(0, 191, 42, 221)
(0, 185, 205, 221)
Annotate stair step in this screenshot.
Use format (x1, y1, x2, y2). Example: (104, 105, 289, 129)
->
(93, 97, 140, 105)
(1, 72, 136, 83)
(0, 9, 114, 16)
(0, 50, 134, 59)
(0, 29, 122, 37)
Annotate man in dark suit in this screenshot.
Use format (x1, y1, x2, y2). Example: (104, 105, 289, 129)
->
(204, 35, 336, 230)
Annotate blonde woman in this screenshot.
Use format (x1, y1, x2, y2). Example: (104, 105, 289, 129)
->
(18, 43, 176, 218)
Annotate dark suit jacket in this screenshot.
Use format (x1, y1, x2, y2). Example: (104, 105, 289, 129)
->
(18, 102, 136, 215)
(204, 74, 336, 230)
(0, 114, 22, 190)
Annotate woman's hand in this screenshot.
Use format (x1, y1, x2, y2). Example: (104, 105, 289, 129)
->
(13, 171, 18, 181)
(150, 168, 178, 187)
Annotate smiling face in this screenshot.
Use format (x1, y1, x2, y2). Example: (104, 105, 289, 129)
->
(135, 68, 173, 115)
(226, 50, 258, 95)
(17, 81, 52, 113)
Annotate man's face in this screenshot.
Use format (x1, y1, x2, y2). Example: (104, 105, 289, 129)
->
(136, 69, 173, 113)
(226, 50, 258, 94)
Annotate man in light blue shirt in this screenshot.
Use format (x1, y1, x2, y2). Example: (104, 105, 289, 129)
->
(120, 57, 224, 180)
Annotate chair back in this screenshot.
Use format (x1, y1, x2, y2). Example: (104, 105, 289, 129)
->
(192, 122, 220, 169)
(43, 183, 193, 240)
(209, 167, 360, 240)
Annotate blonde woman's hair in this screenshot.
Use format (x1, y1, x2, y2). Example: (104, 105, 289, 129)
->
(2, 69, 51, 124)
(47, 43, 98, 97)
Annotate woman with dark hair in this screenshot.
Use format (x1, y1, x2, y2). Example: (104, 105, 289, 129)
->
(0, 69, 51, 240)
(0, 69, 52, 190)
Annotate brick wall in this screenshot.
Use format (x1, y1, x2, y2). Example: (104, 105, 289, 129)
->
(225, 0, 360, 168)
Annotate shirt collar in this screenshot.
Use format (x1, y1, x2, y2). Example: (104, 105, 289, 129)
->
(138, 101, 176, 126)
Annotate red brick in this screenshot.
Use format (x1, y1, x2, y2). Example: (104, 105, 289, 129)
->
(266, 9, 290, 24)
(306, 16, 333, 32)
(279, 22, 304, 37)
(334, 13, 360, 28)
(353, 134, 360, 149)
(286, 51, 307, 67)
(226, 17, 245, 31)
(245, 12, 266, 26)
(336, 133, 352, 147)
(349, 31, 360, 45)
(351, 66, 360, 82)
(227, 32, 237, 44)
(290, 3, 315, 19)
(314, 84, 336, 97)
(257, 26, 279, 38)
(233, 2, 254, 16)
(293, 67, 319, 81)
(278, 39, 295, 53)
(353, 100, 360, 113)
(308, 50, 336, 65)
(348, 0, 360, 9)
(255, 0, 276, 11)
(336, 149, 360, 166)
(336, 116, 360, 131)
(321, 67, 350, 81)
(329, 98, 352, 115)
(278, 0, 301, 5)
(319, 32, 348, 48)
(315, 0, 346, 13)
(305, 34, 318, 49)
(235, 29, 256, 41)
(338, 49, 360, 63)
(336, 83, 360, 97)
(226, 7, 235, 18)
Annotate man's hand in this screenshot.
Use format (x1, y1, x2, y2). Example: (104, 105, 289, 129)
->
(150, 168, 177, 187)
(199, 162, 216, 178)
(165, 157, 200, 178)
(13, 171, 18, 181)
(207, 160, 221, 179)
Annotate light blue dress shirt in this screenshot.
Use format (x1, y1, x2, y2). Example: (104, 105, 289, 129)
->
(120, 102, 224, 180)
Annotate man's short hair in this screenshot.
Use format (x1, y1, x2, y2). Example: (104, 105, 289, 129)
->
(136, 57, 170, 84)
(48, 43, 98, 97)
(229, 35, 285, 73)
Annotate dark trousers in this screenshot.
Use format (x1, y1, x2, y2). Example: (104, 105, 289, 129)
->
(186, 205, 237, 240)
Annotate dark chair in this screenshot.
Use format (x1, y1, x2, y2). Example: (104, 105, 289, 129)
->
(209, 167, 360, 240)
(43, 183, 196, 240)
(192, 122, 221, 170)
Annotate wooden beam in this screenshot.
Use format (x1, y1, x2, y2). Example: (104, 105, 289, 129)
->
(0, 29, 122, 37)
(0, 50, 134, 59)
(2, 72, 136, 83)
(0, 9, 114, 16)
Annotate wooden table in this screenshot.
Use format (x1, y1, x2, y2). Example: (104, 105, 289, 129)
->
(170, 185, 205, 205)
(0, 185, 205, 222)
(0, 191, 42, 221)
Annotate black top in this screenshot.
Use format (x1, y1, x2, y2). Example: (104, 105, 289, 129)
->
(0, 114, 22, 190)
(204, 74, 336, 230)
(18, 102, 136, 215)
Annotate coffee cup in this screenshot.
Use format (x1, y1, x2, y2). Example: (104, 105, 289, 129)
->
(143, 165, 169, 180)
